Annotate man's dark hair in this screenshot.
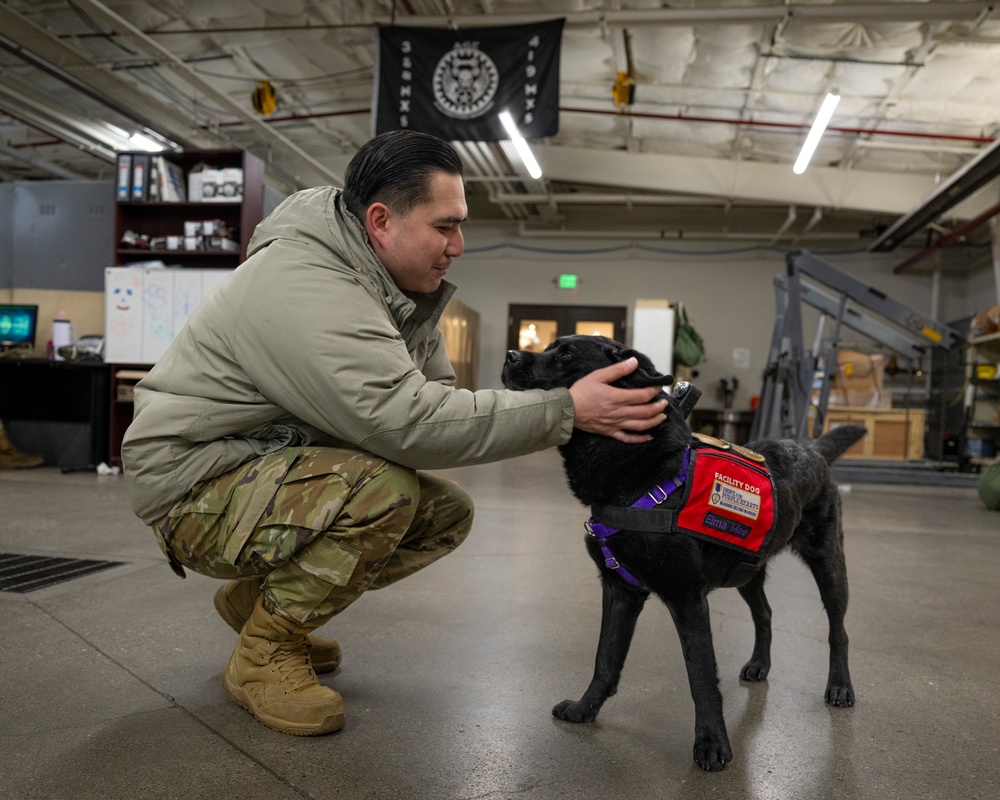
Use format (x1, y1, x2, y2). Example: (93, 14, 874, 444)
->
(343, 130, 463, 220)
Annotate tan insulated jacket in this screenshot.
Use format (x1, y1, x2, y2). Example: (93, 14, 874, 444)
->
(122, 187, 574, 523)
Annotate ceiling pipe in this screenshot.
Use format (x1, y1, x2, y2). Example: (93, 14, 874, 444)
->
(792, 207, 825, 246)
(489, 191, 751, 206)
(455, 141, 533, 220)
(0, 142, 82, 179)
(0, 30, 203, 151)
(853, 140, 980, 155)
(770, 205, 798, 245)
(212, 108, 370, 128)
(803, 207, 825, 233)
(0, 83, 120, 161)
(210, 104, 994, 149)
(560, 106, 994, 145)
(893, 201, 1000, 273)
(60, 0, 345, 186)
(371, 3, 995, 28)
(516, 222, 864, 242)
(0, 5, 228, 151)
(68, 3, 997, 36)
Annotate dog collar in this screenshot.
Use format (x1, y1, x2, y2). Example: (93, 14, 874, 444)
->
(585, 448, 692, 587)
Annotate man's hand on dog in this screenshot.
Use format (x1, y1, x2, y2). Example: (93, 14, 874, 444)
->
(568, 357, 668, 443)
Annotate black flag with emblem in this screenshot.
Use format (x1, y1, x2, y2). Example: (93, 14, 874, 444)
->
(373, 19, 564, 141)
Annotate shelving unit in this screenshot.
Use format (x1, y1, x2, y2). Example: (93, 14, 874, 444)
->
(114, 149, 264, 268)
(966, 331, 1000, 465)
(969, 331, 1000, 362)
(109, 148, 265, 464)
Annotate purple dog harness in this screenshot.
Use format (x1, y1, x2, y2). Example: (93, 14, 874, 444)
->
(585, 450, 692, 588)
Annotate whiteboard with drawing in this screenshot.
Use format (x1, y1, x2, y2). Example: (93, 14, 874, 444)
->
(104, 267, 234, 364)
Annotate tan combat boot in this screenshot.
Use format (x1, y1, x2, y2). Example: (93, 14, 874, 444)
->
(0, 426, 44, 469)
(214, 579, 342, 673)
(223, 595, 346, 736)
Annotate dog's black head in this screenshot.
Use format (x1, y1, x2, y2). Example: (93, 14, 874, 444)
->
(502, 335, 693, 507)
(502, 335, 674, 393)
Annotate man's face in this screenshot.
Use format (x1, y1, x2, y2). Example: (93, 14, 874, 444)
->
(368, 171, 467, 294)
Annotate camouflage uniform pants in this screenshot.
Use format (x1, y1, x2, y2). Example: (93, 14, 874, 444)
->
(151, 446, 473, 624)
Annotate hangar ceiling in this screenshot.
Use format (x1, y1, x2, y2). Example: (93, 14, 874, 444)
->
(3, 1, 1000, 272)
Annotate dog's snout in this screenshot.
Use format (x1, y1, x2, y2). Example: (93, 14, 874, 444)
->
(506, 350, 522, 364)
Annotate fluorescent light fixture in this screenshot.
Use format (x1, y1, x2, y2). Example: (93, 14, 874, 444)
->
(128, 131, 165, 152)
(498, 110, 542, 179)
(793, 92, 840, 175)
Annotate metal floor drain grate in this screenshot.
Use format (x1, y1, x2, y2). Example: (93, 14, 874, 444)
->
(0, 552, 124, 593)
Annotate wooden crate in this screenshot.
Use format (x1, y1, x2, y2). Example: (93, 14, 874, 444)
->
(820, 407, 925, 460)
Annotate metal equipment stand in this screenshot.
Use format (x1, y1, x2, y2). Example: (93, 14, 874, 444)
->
(751, 250, 964, 451)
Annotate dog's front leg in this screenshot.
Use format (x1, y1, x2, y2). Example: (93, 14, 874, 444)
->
(552, 577, 647, 723)
(668, 595, 732, 771)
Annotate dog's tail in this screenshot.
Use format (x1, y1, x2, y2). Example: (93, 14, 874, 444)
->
(811, 424, 867, 465)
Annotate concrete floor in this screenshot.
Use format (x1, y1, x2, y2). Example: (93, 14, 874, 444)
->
(1, 449, 998, 800)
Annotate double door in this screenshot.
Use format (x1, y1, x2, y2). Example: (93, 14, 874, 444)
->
(507, 304, 627, 352)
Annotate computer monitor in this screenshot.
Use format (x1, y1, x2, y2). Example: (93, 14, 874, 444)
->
(0, 304, 39, 349)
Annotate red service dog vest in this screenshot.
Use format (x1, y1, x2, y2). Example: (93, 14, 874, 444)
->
(675, 442, 776, 557)
(588, 435, 778, 569)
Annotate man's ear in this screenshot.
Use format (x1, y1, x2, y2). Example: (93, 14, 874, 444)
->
(365, 202, 392, 249)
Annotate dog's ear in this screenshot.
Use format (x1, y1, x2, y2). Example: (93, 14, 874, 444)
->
(609, 346, 675, 389)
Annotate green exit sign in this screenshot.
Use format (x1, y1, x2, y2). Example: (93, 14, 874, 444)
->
(558, 274, 578, 289)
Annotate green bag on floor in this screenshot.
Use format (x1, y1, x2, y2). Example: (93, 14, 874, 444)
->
(978, 461, 1000, 511)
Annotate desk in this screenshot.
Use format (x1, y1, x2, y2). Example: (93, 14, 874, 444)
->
(0, 359, 110, 468)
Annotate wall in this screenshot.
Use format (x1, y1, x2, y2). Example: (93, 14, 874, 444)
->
(1, 180, 993, 407)
(454, 228, 975, 411)
(1, 181, 113, 357)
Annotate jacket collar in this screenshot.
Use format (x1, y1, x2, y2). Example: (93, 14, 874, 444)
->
(402, 283, 457, 341)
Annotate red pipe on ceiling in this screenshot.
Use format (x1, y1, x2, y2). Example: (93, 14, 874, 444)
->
(213, 104, 994, 146)
(560, 106, 994, 144)
(893, 200, 1000, 273)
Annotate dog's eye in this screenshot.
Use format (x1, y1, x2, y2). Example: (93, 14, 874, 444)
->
(559, 350, 574, 361)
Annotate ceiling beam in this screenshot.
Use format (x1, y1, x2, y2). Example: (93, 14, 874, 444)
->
(0, 5, 223, 151)
(0, 82, 121, 161)
(0, 142, 82, 179)
(296, 139, 1000, 228)
(892, 201, 1000, 272)
(870, 137, 1000, 250)
(531, 146, 972, 218)
(68, 0, 344, 186)
(372, 2, 997, 28)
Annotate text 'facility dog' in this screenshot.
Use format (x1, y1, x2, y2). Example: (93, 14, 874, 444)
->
(502, 335, 866, 772)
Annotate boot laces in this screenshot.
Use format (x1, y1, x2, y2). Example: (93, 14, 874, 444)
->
(266, 637, 316, 691)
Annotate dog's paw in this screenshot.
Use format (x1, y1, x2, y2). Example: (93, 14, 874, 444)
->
(739, 659, 770, 682)
(552, 699, 598, 723)
(825, 683, 855, 707)
(693, 734, 732, 772)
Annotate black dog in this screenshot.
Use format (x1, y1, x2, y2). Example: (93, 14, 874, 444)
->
(502, 335, 866, 771)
